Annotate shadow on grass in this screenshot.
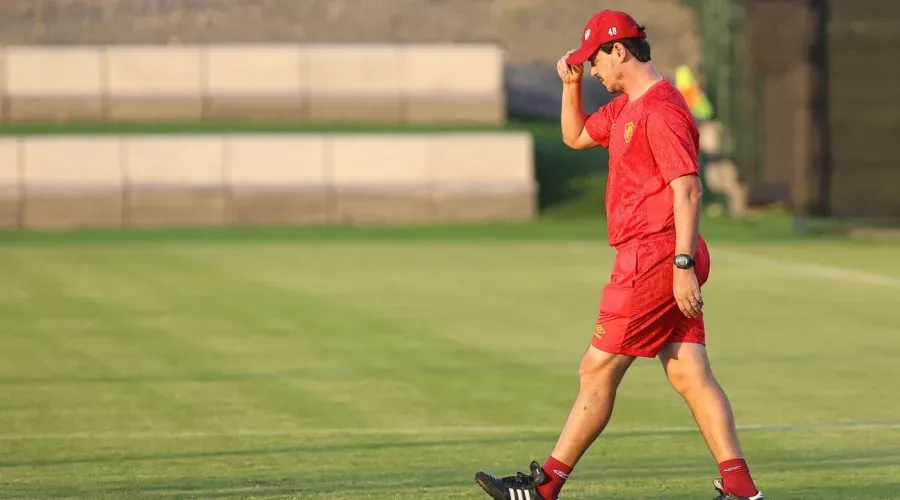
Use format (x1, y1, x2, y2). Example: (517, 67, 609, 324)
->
(6, 432, 900, 473)
(8, 455, 900, 499)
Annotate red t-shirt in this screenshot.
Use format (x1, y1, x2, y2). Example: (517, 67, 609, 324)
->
(585, 79, 700, 249)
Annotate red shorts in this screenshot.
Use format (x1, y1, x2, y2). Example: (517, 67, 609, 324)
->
(592, 231, 711, 358)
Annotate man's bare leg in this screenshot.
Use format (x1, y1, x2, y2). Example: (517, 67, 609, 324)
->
(549, 346, 635, 465)
(498, 346, 633, 500)
(659, 342, 761, 497)
(473, 346, 635, 500)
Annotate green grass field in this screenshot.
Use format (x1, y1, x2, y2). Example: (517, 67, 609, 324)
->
(1, 220, 899, 499)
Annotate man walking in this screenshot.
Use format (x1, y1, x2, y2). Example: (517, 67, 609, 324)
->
(474, 10, 764, 500)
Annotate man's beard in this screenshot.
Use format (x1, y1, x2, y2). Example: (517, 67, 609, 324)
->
(601, 73, 626, 93)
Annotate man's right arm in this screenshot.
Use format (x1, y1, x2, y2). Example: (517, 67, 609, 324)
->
(556, 52, 614, 150)
(561, 82, 621, 151)
(561, 82, 597, 150)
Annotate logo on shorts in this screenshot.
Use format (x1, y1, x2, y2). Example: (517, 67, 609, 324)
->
(624, 121, 635, 143)
(594, 324, 606, 338)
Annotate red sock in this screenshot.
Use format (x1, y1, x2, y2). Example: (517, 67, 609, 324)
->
(537, 456, 573, 500)
(718, 458, 759, 497)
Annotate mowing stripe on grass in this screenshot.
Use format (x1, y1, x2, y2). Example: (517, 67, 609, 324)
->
(714, 249, 900, 289)
(2, 421, 899, 441)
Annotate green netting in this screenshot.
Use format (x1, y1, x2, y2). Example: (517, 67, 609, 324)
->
(682, 0, 762, 187)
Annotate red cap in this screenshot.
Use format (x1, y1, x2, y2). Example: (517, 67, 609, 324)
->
(566, 10, 646, 65)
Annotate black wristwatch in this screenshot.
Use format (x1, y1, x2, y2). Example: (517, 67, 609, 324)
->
(674, 254, 695, 270)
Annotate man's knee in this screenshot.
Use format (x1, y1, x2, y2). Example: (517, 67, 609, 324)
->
(578, 347, 634, 388)
(667, 366, 712, 398)
(659, 343, 717, 398)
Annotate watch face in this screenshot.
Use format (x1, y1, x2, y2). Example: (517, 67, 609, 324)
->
(675, 255, 691, 268)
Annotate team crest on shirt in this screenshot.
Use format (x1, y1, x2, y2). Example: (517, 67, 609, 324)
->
(624, 121, 636, 143)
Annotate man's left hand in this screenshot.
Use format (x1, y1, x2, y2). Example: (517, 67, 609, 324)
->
(673, 268, 703, 317)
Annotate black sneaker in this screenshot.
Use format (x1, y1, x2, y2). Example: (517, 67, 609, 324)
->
(712, 478, 764, 499)
(474, 461, 548, 500)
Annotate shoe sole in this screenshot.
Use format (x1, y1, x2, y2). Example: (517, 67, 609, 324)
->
(474, 473, 507, 500)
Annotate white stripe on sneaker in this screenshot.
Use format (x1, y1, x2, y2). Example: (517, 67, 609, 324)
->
(516, 490, 524, 500)
(509, 488, 515, 498)
(525, 491, 532, 500)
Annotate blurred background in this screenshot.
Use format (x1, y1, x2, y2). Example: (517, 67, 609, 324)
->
(0, 0, 895, 228)
(0, 1, 898, 499)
